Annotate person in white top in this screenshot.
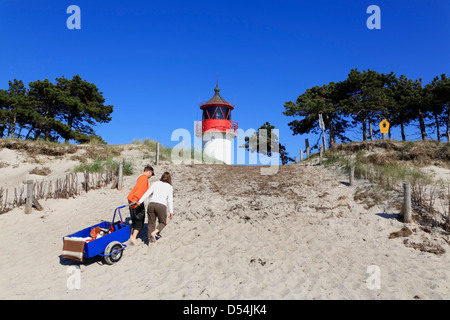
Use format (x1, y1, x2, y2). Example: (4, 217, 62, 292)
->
(137, 171, 174, 247)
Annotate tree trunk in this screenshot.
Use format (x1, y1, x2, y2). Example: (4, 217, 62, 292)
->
(401, 122, 406, 141)
(25, 126, 34, 140)
(34, 128, 41, 140)
(362, 117, 367, 141)
(65, 116, 73, 143)
(369, 121, 374, 141)
(9, 112, 17, 139)
(418, 109, 427, 141)
(17, 125, 24, 138)
(434, 112, 441, 142)
(328, 118, 336, 148)
(447, 107, 450, 142)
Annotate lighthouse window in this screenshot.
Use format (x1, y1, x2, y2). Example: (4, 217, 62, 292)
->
(202, 106, 231, 120)
(215, 107, 225, 119)
(224, 108, 231, 120)
(202, 108, 210, 120)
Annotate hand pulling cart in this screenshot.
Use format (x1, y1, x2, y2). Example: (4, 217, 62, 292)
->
(62, 205, 132, 265)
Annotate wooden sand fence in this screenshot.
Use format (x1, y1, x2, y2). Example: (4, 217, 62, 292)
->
(0, 169, 117, 215)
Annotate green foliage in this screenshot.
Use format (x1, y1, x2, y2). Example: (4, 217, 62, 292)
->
(0, 75, 113, 143)
(284, 81, 350, 147)
(284, 69, 450, 144)
(324, 144, 435, 192)
(240, 121, 294, 164)
(74, 157, 133, 176)
(132, 138, 173, 162)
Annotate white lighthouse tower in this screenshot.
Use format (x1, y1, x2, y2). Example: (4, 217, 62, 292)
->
(195, 84, 238, 164)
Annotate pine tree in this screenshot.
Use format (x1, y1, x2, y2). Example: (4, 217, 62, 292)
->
(283, 81, 350, 148)
(240, 122, 294, 164)
(56, 75, 113, 143)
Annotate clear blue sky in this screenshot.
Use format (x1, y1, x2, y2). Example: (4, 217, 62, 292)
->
(1, 0, 449, 160)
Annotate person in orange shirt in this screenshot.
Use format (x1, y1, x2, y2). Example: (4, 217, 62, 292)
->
(127, 165, 154, 244)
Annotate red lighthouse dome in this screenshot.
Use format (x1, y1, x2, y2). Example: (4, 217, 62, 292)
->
(195, 84, 238, 164)
(195, 85, 238, 136)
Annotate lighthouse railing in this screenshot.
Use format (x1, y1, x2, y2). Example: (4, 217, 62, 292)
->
(195, 120, 238, 135)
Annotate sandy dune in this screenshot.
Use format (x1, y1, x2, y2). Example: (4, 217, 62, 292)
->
(0, 146, 449, 300)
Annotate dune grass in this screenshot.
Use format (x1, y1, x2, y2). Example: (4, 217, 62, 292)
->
(323, 140, 449, 229)
(323, 143, 437, 192)
(73, 157, 134, 176)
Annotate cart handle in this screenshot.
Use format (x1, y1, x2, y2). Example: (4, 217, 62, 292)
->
(112, 202, 137, 225)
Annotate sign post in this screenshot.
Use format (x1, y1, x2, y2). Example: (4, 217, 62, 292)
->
(379, 119, 390, 140)
(319, 113, 327, 150)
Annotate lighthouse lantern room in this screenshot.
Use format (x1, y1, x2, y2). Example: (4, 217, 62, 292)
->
(195, 85, 238, 164)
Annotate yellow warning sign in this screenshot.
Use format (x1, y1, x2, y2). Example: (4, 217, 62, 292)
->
(379, 119, 390, 134)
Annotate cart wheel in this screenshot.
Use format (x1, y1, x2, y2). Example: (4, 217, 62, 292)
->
(104, 241, 124, 265)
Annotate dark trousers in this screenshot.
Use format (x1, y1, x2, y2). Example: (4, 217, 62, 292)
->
(147, 202, 167, 242)
(129, 203, 145, 232)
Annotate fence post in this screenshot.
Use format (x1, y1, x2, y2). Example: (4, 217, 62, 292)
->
(25, 180, 33, 214)
(319, 144, 323, 165)
(305, 139, 310, 159)
(300, 150, 303, 161)
(349, 165, 355, 186)
(84, 170, 89, 193)
(179, 140, 184, 158)
(117, 159, 124, 191)
(156, 142, 160, 165)
(403, 183, 412, 223)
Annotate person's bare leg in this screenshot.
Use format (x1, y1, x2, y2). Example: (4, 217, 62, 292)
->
(147, 205, 156, 246)
(148, 234, 156, 247)
(150, 229, 159, 243)
(130, 229, 139, 244)
(150, 205, 167, 243)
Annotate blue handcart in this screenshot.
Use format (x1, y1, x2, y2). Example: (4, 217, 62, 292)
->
(62, 205, 132, 265)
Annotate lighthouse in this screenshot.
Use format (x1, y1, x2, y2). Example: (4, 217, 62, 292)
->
(195, 84, 238, 164)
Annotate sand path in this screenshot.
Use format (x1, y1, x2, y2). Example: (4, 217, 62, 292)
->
(1, 157, 449, 299)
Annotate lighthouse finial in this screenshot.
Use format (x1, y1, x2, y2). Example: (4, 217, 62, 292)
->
(215, 73, 220, 93)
